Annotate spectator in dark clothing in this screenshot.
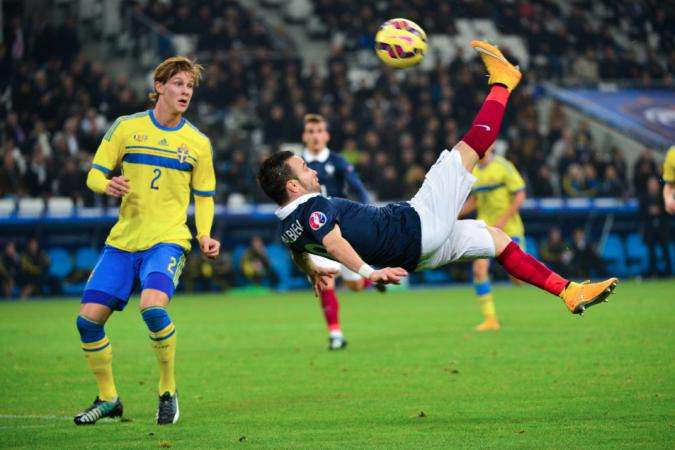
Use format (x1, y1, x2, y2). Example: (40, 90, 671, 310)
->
(600, 165, 626, 197)
(639, 177, 672, 277)
(183, 250, 234, 292)
(57, 159, 87, 204)
(0, 242, 21, 297)
(570, 228, 605, 278)
(530, 165, 556, 197)
(539, 227, 573, 275)
(18, 238, 52, 298)
(633, 149, 659, 194)
(241, 236, 278, 286)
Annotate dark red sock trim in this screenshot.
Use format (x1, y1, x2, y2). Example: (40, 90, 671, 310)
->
(461, 85, 509, 158)
(496, 241, 569, 296)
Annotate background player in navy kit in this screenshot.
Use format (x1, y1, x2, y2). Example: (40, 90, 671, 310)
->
(258, 41, 618, 319)
(301, 114, 376, 350)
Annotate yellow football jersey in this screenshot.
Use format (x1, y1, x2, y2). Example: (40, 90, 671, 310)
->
(471, 155, 526, 237)
(92, 110, 215, 252)
(664, 146, 675, 184)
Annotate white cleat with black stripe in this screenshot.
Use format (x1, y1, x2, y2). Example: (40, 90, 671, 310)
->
(73, 397, 123, 425)
(156, 391, 179, 425)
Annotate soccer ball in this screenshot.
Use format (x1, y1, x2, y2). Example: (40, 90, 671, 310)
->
(374, 18, 427, 69)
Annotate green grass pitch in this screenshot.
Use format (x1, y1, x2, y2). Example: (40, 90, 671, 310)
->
(0, 280, 673, 449)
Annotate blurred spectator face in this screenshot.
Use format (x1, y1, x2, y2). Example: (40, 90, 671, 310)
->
(584, 165, 597, 179)
(604, 166, 617, 180)
(538, 165, 550, 179)
(549, 227, 562, 243)
(5, 242, 16, 256)
(573, 228, 585, 243)
(27, 238, 39, 254)
(156, 71, 195, 114)
(568, 164, 583, 181)
(647, 177, 660, 195)
(251, 236, 265, 253)
(302, 119, 330, 153)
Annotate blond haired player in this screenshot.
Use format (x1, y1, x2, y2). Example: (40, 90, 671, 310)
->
(461, 148, 526, 330)
(74, 57, 219, 425)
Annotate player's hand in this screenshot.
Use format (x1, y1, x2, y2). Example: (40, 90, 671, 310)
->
(370, 267, 408, 284)
(308, 266, 338, 297)
(666, 198, 675, 214)
(105, 176, 130, 197)
(198, 236, 220, 259)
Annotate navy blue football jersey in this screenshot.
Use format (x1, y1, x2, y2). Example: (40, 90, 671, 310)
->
(276, 194, 421, 272)
(303, 149, 369, 203)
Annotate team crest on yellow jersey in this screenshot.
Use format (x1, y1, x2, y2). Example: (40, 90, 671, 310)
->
(133, 133, 148, 142)
(177, 144, 190, 163)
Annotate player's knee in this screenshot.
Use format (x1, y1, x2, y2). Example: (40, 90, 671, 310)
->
(139, 273, 173, 309)
(76, 315, 105, 342)
(487, 226, 511, 256)
(344, 280, 363, 292)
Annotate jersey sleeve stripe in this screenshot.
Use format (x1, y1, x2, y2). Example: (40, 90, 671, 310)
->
(192, 189, 216, 197)
(122, 153, 193, 172)
(126, 145, 198, 163)
(472, 183, 505, 192)
(92, 164, 112, 175)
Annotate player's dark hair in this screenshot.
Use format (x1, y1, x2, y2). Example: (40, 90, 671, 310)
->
(304, 113, 329, 131)
(257, 151, 297, 205)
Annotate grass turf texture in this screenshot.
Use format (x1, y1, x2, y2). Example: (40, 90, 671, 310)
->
(0, 280, 673, 449)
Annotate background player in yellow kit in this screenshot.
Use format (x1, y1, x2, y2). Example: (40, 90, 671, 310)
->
(663, 145, 675, 215)
(461, 146, 526, 330)
(73, 57, 220, 425)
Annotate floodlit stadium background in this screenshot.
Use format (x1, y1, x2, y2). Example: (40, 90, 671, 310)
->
(0, 0, 672, 295)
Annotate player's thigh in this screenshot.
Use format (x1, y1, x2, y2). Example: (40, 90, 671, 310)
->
(417, 219, 495, 270)
(410, 149, 477, 254)
(138, 244, 187, 305)
(82, 246, 136, 312)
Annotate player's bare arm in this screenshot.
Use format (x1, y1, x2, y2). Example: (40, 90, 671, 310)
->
(321, 226, 407, 284)
(664, 183, 675, 214)
(494, 190, 526, 230)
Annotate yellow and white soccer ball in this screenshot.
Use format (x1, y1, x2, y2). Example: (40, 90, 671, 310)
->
(374, 18, 427, 69)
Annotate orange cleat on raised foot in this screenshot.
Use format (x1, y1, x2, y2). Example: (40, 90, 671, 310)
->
(560, 278, 619, 315)
(471, 40, 522, 92)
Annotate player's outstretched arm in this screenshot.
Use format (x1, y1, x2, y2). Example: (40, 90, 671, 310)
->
(195, 196, 220, 258)
(321, 226, 408, 285)
(86, 169, 130, 197)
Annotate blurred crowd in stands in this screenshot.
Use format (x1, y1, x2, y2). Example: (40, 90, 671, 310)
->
(1, 0, 672, 208)
(0, 1, 672, 296)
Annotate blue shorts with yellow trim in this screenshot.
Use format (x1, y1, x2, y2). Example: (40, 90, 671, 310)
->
(82, 243, 186, 311)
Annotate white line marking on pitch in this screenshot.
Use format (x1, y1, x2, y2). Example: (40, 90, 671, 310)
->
(0, 414, 70, 420)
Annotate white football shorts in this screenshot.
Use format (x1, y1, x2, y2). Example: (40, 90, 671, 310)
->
(410, 148, 495, 270)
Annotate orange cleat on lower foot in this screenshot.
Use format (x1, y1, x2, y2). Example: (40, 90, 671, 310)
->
(475, 318, 501, 331)
(560, 278, 619, 315)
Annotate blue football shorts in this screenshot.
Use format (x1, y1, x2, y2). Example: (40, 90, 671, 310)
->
(81, 243, 187, 311)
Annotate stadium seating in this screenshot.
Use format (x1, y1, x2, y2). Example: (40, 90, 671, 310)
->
(47, 248, 73, 279)
(625, 233, 649, 277)
(601, 234, 627, 277)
